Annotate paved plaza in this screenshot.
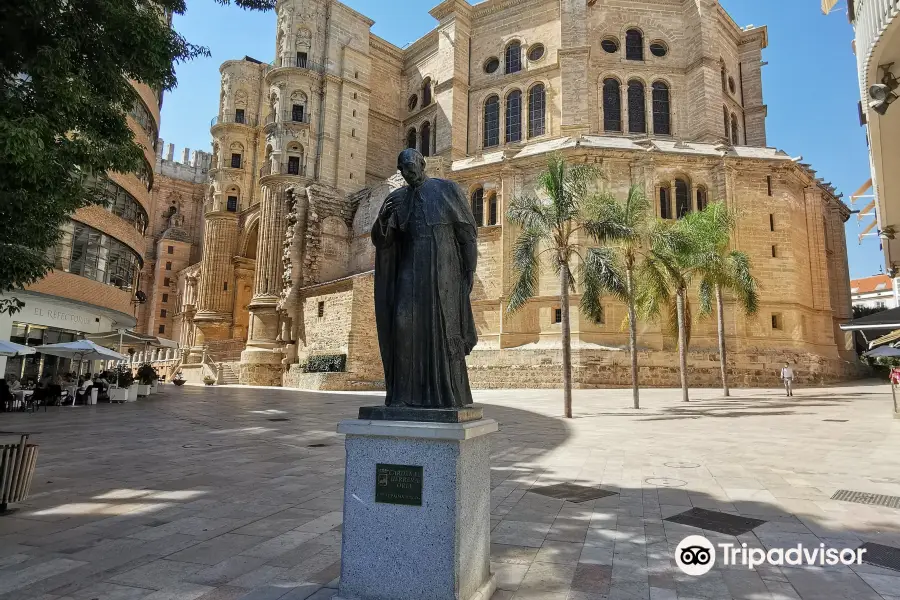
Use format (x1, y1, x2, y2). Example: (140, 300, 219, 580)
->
(0, 382, 899, 600)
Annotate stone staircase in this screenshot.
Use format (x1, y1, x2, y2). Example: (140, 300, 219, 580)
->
(219, 362, 241, 385)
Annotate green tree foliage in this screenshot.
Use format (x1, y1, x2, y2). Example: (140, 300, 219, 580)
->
(0, 0, 271, 314)
(507, 155, 620, 418)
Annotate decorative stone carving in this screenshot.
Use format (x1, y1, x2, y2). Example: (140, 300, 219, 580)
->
(296, 27, 312, 50)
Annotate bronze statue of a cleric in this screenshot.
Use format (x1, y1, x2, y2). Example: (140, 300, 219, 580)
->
(370, 149, 478, 410)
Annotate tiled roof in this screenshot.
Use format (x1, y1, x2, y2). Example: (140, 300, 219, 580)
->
(851, 274, 893, 295)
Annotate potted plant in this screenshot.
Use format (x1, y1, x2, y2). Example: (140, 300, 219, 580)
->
(173, 371, 186, 386)
(203, 375, 216, 386)
(136, 363, 156, 397)
(111, 366, 134, 403)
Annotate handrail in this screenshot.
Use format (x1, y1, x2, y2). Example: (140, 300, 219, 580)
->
(259, 160, 308, 178)
(210, 112, 259, 127)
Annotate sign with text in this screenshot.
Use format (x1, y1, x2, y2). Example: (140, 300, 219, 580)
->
(375, 464, 423, 506)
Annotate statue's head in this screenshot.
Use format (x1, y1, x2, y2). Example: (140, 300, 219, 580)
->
(398, 148, 426, 187)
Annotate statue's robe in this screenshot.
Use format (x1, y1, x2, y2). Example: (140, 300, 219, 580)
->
(371, 177, 478, 408)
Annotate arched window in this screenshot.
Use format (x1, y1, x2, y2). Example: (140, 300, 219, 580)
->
(696, 186, 708, 212)
(721, 63, 727, 92)
(651, 81, 670, 135)
(225, 186, 240, 212)
(483, 95, 500, 148)
(603, 79, 622, 132)
(506, 90, 522, 143)
(488, 193, 498, 226)
(422, 77, 432, 107)
(659, 186, 672, 220)
(731, 113, 739, 145)
(723, 106, 730, 140)
(625, 29, 644, 61)
(505, 41, 522, 74)
(471, 188, 484, 226)
(528, 84, 546, 138)
(286, 143, 304, 175)
(229, 142, 244, 169)
(406, 128, 417, 149)
(628, 80, 646, 134)
(420, 121, 431, 157)
(675, 179, 690, 218)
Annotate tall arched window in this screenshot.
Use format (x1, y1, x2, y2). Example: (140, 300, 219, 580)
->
(723, 106, 730, 140)
(628, 80, 646, 134)
(471, 188, 484, 226)
(660, 186, 672, 220)
(406, 128, 417, 149)
(651, 81, 671, 135)
(696, 186, 708, 212)
(675, 179, 690, 219)
(528, 84, 546, 138)
(731, 113, 739, 145)
(603, 79, 622, 132)
(721, 63, 727, 92)
(483, 95, 500, 148)
(506, 90, 522, 143)
(625, 29, 644, 61)
(422, 77, 432, 107)
(505, 41, 522, 74)
(420, 121, 431, 157)
(488, 193, 498, 226)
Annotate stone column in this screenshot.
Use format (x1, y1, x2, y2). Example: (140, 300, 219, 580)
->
(195, 212, 238, 341)
(241, 184, 288, 386)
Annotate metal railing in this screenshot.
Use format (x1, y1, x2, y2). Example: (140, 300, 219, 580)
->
(259, 159, 308, 178)
(270, 56, 327, 72)
(853, 0, 900, 97)
(210, 112, 259, 127)
(264, 111, 312, 126)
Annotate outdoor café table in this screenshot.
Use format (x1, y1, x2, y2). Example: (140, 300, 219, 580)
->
(12, 390, 33, 411)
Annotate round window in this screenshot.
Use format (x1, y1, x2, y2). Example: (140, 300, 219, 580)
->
(601, 38, 619, 54)
(649, 42, 668, 57)
(407, 94, 418, 112)
(484, 57, 500, 74)
(528, 44, 545, 62)
(728, 76, 736, 94)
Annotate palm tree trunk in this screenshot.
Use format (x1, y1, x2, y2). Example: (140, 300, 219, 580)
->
(716, 284, 730, 397)
(626, 267, 639, 409)
(560, 264, 573, 419)
(676, 288, 689, 403)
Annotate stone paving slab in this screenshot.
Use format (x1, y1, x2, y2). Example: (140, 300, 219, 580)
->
(0, 382, 899, 599)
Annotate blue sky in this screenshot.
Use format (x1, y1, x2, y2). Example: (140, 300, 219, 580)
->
(160, 0, 881, 279)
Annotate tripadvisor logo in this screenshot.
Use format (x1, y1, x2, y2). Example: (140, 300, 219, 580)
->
(675, 535, 867, 576)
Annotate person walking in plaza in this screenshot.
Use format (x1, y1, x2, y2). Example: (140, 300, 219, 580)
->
(781, 362, 795, 397)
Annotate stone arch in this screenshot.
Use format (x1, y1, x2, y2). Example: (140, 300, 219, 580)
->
(241, 214, 260, 259)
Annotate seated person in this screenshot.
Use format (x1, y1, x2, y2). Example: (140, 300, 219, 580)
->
(92, 373, 109, 400)
(7, 375, 21, 394)
(0, 379, 13, 412)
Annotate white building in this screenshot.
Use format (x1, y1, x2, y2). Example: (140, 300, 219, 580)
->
(850, 274, 899, 311)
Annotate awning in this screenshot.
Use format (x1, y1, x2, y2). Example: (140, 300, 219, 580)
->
(822, 0, 840, 14)
(869, 328, 900, 348)
(840, 307, 900, 330)
(85, 330, 178, 349)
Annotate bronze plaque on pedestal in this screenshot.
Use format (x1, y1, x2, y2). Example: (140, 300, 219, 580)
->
(375, 464, 423, 506)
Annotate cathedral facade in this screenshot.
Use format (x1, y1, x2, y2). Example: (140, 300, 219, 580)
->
(163, 0, 860, 388)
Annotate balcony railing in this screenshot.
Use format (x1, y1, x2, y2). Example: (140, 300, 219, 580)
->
(854, 0, 900, 96)
(210, 111, 258, 128)
(259, 159, 308, 178)
(270, 56, 327, 72)
(264, 111, 312, 126)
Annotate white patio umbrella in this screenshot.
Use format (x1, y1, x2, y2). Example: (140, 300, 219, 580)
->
(0, 340, 36, 357)
(35, 340, 127, 362)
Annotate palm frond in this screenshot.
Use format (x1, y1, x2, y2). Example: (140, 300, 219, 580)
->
(726, 250, 759, 315)
(579, 247, 627, 324)
(507, 193, 552, 232)
(698, 277, 715, 317)
(507, 226, 547, 313)
(635, 257, 672, 322)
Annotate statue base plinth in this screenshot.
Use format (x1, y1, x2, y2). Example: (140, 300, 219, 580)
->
(335, 418, 498, 600)
(357, 404, 484, 423)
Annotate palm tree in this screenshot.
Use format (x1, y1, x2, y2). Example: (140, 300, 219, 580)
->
(507, 155, 621, 418)
(580, 185, 656, 409)
(692, 203, 759, 397)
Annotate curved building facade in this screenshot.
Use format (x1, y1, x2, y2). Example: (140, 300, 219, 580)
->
(175, 0, 860, 388)
(0, 79, 162, 380)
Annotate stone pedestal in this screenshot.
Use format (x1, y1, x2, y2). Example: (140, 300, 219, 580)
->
(335, 416, 498, 600)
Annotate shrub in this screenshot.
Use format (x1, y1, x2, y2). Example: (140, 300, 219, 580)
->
(136, 362, 157, 385)
(114, 365, 134, 388)
(303, 354, 347, 373)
